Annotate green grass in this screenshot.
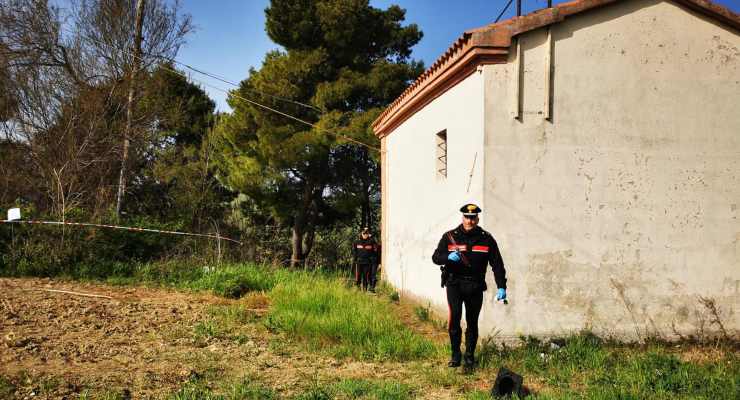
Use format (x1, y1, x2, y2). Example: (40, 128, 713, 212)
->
(97, 260, 436, 361)
(295, 378, 414, 400)
(169, 377, 277, 400)
(475, 333, 739, 399)
(3, 260, 738, 399)
(266, 274, 437, 361)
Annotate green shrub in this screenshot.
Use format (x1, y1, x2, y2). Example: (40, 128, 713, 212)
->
(186, 264, 279, 298)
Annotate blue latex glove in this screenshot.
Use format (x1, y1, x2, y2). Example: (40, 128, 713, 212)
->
(496, 288, 507, 301)
(447, 251, 461, 262)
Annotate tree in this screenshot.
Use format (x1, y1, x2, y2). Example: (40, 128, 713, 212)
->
(130, 63, 224, 232)
(115, 0, 147, 217)
(214, 0, 423, 266)
(0, 0, 192, 218)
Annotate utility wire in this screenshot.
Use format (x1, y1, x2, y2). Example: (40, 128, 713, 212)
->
(160, 65, 381, 151)
(0, 219, 242, 244)
(178, 69, 380, 151)
(495, 0, 515, 22)
(168, 58, 324, 113)
(55, 26, 381, 152)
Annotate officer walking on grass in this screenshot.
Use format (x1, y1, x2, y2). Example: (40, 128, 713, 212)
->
(353, 227, 379, 292)
(432, 203, 507, 370)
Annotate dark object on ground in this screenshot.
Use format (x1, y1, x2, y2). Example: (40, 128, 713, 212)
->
(491, 367, 523, 398)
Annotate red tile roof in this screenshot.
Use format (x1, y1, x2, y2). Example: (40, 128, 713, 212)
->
(372, 0, 740, 138)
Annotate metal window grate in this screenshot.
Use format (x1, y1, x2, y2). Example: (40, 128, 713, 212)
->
(436, 130, 447, 178)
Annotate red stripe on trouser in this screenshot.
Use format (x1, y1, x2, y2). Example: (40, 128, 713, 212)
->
(447, 302, 451, 330)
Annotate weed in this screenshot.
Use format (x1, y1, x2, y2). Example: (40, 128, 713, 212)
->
(294, 382, 333, 400)
(98, 390, 127, 400)
(38, 375, 63, 394)
(194, 320, 222, 341)
(417, 364, 459, 388)
(170, 383, 220, 400)
(0, 376, 15, 398)
(295, 378, 414, 400)
(168, 377, 276, 400)
(462, 390, 491, 400)
(414, 304, 431, 322)
(207, 304, 258, 326)
(228, 378, 277, 399)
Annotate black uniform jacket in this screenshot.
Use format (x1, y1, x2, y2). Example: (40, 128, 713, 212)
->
(353, 238, 379, 265)
(432, 225, 507, 289)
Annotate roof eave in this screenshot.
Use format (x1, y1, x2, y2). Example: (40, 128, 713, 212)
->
(372, 0, 740, 138)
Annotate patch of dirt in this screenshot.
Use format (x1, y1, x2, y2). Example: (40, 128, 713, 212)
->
(675, 344, 736, 364)
(1, 278, 232, 398)
(391, 296, 449, 345)
(0, 278, 496, 399)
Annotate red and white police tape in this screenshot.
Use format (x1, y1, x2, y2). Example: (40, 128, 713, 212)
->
(0, 219, 242, 245)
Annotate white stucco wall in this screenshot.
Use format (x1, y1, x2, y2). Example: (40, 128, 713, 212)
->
(482, 0, 740, 340)
(384, 71, 486, 311)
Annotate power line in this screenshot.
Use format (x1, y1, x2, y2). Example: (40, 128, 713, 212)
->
(57, 24, 322, 114)
(495, 0, 515, 22)
(0, 219, 242, 244)
(54, 26, 381, 152)
(168, 58, 324, 113)
(163, 64, 380, 151)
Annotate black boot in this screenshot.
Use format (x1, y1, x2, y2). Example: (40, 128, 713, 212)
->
(463, 342, 476, 371)
(448, 332, 462, 367)
(448, 350, 462, 367)
(463, 352, 475, 370)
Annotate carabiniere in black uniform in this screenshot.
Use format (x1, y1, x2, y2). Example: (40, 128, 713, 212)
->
(432, 204, 507, 369)
(353, 228, 379, 291)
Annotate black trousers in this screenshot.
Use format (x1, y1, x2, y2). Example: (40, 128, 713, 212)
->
(369, 263, 378, 289)
(446, 278, 484, 357)
(355, 263, 372, 289)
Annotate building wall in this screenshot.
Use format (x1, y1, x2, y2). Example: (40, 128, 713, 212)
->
(384, 70, 486, 311)
(482, 0, 740, 340)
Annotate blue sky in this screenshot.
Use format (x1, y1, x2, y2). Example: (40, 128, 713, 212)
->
(177, 0, 740, 112)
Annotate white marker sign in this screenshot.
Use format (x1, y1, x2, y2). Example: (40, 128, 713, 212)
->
(7, 208, 20, 221)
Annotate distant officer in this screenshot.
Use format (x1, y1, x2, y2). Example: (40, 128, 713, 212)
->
(432, 203, 507, 370)
(353, 227, 379, 292)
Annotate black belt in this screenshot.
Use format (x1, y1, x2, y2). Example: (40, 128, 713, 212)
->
(449, 274, 482, 282)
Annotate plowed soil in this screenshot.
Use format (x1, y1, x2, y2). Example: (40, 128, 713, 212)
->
(0, 278, 487, 399)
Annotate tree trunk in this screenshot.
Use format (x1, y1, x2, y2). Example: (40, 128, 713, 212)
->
(290, 179, 315, 267)
(359, 148, 372, 228)
(115, 0, 146, 217)
(301, 194, 319, 265)
(290, 223, 303, 268)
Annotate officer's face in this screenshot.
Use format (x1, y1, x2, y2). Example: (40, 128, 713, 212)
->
(462, 215, 479, 231)
(361, 232, 369, 239)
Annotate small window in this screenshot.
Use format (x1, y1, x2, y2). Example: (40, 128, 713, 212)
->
(436, 130, 447, 179)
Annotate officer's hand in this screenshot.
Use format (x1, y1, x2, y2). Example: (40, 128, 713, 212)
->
(447, 251, 461, 262)
(496, 288, 507, 301)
